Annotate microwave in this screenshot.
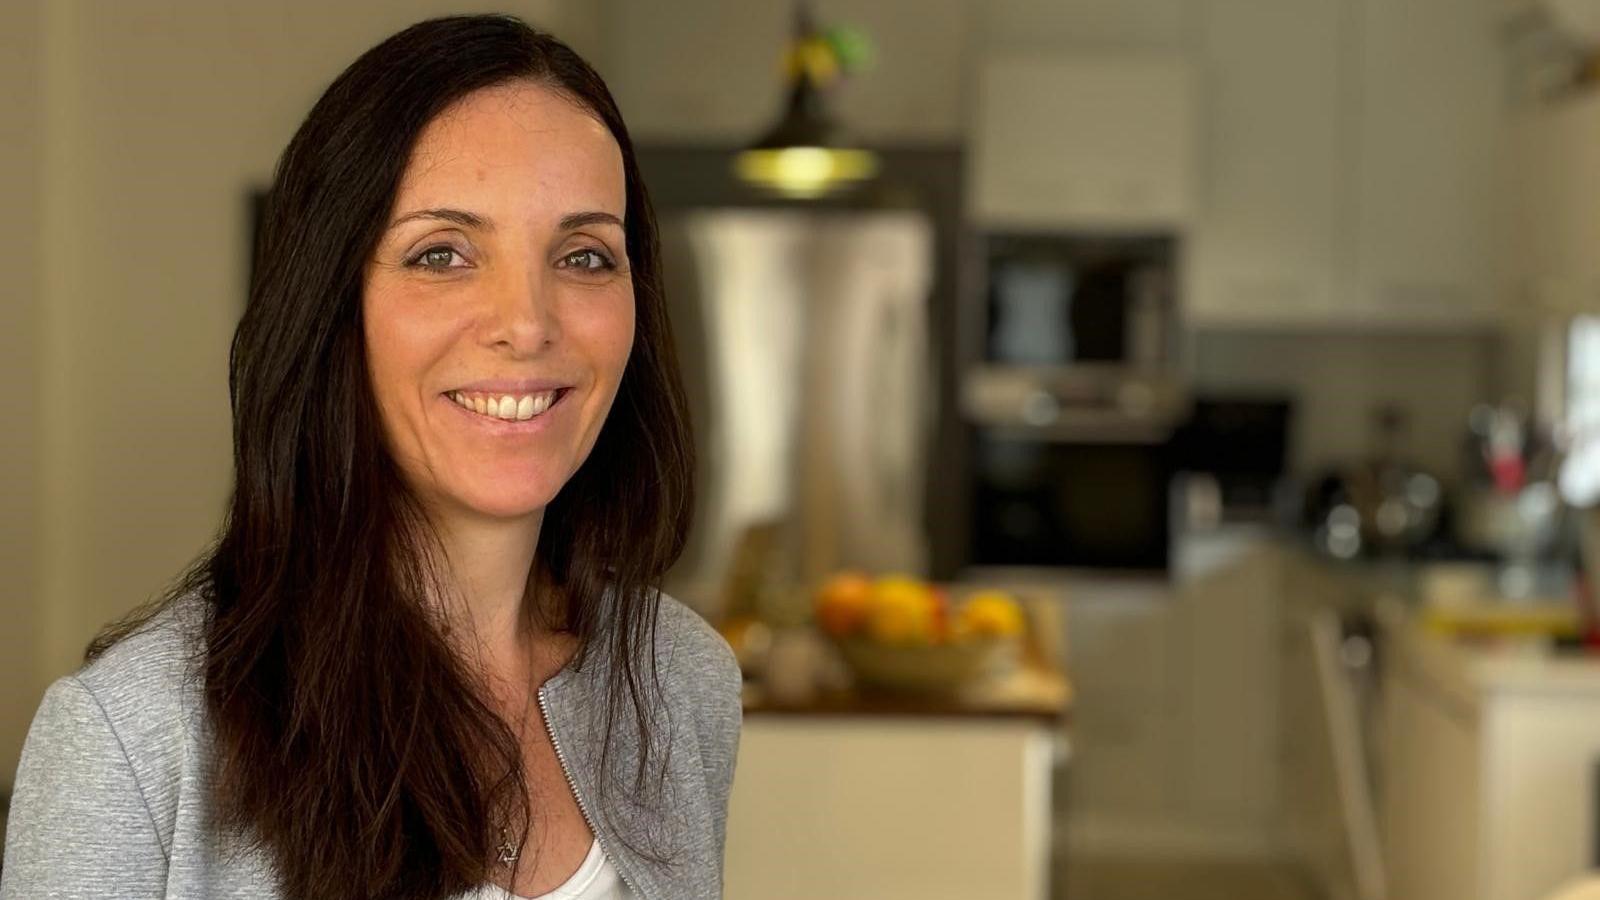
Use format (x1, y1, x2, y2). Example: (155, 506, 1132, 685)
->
(980, 232, 1177, 372)
(961, 232, 1187, 443)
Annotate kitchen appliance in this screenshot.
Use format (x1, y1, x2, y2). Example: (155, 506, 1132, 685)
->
(658, 208, 935, 611)
(968, 436, 1174, 571)
(1171, 396, 1293, 516)
(962, 232, 1185, 441)
(961, 231, 1187, 572)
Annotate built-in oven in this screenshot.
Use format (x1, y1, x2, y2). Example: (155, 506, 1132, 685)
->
(960, 231, 1187, 572)
(969, 434, 1174, 570)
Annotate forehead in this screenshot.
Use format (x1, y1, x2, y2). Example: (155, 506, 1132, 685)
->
(395, 80, 625, 215)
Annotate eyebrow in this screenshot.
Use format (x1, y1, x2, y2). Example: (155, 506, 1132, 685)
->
(559, 210, 624, 231)
(387, 207, 490, 232)
(384, 207, 625, 234)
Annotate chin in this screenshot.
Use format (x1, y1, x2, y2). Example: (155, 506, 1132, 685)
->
(444, 476, 565, 522)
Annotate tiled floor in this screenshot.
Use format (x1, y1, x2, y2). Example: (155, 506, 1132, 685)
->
(1057, 856, 1319, 900)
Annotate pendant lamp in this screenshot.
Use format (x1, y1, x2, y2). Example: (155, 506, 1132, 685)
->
(734, 3, 878, 198)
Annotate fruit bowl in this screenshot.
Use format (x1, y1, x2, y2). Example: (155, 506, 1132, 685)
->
(812, 571, 1030, 694)
(830, 635, 1017, 695)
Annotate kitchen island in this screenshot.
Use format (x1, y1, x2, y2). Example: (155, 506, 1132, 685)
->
(1160, 531, 1600, 900)
(1235, 538, 1600, 900)
(1378, 593, 1600, 900)
(722, 645, 1071, 900)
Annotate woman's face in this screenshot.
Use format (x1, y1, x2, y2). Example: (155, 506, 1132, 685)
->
(364, 80, 634, 524)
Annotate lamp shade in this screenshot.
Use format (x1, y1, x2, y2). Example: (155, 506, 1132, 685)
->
(734, 5, 878, 197)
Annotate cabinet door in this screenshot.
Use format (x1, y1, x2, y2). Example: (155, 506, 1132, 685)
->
(1508, 91, 1600, 310)
(1350, 0, 1502, 325)
(1382, 666, 1483, 900)
(1063, 584, 1185, 825)
(971, 55, 1196, 230)
(1186, 0, 1347, 325)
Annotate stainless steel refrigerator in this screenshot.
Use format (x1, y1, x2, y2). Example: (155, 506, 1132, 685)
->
(658, 209, 935, 614)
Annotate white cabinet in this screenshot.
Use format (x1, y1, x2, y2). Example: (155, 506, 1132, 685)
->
(725, 716, 1057, 900)
(1187, 0, 1503, 328)
(1507, 89, 1600, 312)
(1062, 581, 1184, 832)
(1380, 605, 1600, 900)
(1065, 541, 1287, 857)
(970, 55, 1197, 231)
(1187, 0, 1347, 324)
(1381, 657, 1484, 900)
(1349, 0, 1502, 324)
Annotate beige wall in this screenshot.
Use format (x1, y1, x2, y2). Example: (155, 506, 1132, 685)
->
(5, 0, 603, 789)
(1, 0, 44, 790)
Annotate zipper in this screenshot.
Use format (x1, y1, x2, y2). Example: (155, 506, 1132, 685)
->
(536, 683, 647, 899)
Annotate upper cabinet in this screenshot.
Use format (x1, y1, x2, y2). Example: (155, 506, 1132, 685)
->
(602, 0, 1507, 328)
(969, 55, 1198, 231)
(1187, 0, 1504, 328)
(1507, 89, 1600, 312)
(1348, 0, 1502, 324)
(1186, 0, 1348, 325)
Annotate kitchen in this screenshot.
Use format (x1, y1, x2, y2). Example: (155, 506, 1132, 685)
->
(627, 0, 1600, 897)
(5, 1, 1600, 899)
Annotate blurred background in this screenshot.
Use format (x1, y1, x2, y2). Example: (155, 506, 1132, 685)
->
(12, 0, 1600, 897)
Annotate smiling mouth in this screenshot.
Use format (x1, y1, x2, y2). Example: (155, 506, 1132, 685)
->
(446, 388, 569, 422)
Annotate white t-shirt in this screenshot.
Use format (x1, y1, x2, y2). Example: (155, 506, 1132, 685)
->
(468, 838, 633, 900)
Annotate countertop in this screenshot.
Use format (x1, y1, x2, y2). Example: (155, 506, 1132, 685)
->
(741, 658, 1073, 723)
(1183, 524, 1600, 701)
(736, 623, 1073, 724)
(1279, 538, 1600, 701)
(1378, 595, 1600, 703)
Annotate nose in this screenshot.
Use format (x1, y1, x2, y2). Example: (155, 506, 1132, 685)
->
(481, 260, 560, 353)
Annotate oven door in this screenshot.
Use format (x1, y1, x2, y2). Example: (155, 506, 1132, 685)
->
(969, 431, 1174, 571)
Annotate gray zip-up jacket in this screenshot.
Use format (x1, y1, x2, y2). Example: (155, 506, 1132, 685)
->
(0, 588, 742, 899)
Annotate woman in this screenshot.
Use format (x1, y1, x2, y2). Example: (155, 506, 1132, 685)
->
(0, 14, 740, 900)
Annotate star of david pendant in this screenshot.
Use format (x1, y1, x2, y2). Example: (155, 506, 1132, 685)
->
(496, 828, 519, 867)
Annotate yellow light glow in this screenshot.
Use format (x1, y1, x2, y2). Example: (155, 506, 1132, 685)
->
(734, 146, 879, 198)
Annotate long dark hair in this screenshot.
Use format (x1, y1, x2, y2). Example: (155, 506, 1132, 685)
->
(86, 15, 695, 900)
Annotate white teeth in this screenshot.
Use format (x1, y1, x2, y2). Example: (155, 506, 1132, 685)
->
(452, 389, 562, 421)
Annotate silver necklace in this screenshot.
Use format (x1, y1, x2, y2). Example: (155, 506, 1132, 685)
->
(495, 673, 538, 871)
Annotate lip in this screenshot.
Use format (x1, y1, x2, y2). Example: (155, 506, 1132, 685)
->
(440, 386, 573, 432)
(447, 378, 575, 394)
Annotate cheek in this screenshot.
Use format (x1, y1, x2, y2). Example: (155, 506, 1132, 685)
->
(611, 306, 637, 377)
(363, 304, 414, 430)
(574, 294, 636, 385)
(361, 290, 460, 433)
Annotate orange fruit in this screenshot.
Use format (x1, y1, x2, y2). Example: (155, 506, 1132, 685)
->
(814, 570, 872, 638)
(866, 575, 936, 645)
(958, 590, 1026, 638)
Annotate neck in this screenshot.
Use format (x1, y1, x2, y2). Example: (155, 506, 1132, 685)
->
(431, 506, 568, 685)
